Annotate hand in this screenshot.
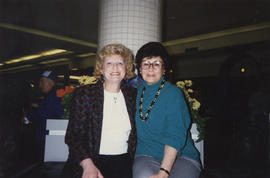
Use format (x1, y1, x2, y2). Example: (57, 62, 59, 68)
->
(80, 158, 104, 178)
(149, 170, 169, 178)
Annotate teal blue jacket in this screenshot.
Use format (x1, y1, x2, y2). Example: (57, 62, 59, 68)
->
(135, 78, 200, 163)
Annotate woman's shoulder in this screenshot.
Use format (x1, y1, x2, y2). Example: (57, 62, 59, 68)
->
(74, 82, 100, 95)
(165, 81, 182, 94)
(162, 82, 186, 107)
(162, 81, 185, 100)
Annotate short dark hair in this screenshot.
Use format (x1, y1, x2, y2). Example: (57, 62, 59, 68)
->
(135, 42, 171, 78)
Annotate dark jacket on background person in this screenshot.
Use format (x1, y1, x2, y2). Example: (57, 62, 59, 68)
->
(64, 80, 137, 177)
(27, 87, 63, 141)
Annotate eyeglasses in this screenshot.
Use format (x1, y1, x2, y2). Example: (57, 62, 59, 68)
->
(141, 60, 163, 70)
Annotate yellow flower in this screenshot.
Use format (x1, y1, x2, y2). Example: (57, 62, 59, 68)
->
(187, 89, 193, 93)
(176, 79, 209, 142)
(183, 90, 189, 97)
(177, 80, 201, 110)
(188, 97, 195, 103)
(176, 81, 185, 88)
(184, 80, 192, 87)
(192, 99, 201, 110)
(79, 76, 97, 85)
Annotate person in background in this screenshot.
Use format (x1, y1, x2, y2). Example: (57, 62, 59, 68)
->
(64, 43, 137, 178)
(24, 70, 63, 163)
(133, 42, 201, 178)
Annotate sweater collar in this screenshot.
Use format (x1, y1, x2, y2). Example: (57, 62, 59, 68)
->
(142, 77, 165, 90)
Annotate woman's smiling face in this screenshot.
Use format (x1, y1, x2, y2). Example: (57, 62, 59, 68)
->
(102, 54, 126, 84)
(140, 56, 164, 85)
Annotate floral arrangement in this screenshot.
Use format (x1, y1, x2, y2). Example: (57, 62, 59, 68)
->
(57, 86, 75, 119)
(57, 76, 97, 119)
(176, 80, 209, 142)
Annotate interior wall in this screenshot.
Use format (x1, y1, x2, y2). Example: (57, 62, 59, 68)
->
(171, 41, 270, 168)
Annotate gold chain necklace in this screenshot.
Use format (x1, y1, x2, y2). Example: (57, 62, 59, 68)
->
(139, 79, 166, 122)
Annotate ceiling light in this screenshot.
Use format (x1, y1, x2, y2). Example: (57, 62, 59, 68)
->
(5, 54, 41, 64)
(0, 64, 34, 72)
(69, 75, 81, 80)
(58, 75, 82, 80)
(4, 49, 69, 65)
(77, 52, 96, 58)
(41, 49, 67, 56)
(163, 22, 270, 47)
(40, 58, 69, 64)
(0, 23, 97, 48)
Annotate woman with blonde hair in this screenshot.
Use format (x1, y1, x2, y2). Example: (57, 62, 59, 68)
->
(64, 43, 137, 178)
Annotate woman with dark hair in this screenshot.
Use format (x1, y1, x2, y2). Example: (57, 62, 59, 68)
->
(64, 43, 137, 178)
(133, 42, 201, 178)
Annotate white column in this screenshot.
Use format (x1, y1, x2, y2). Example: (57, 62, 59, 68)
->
(98, 0, 162, 54)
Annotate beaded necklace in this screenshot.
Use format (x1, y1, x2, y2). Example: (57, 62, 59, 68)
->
(139, 79, 166, 122)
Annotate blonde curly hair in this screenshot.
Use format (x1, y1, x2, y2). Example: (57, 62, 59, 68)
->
(93, 43, 135, 79)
